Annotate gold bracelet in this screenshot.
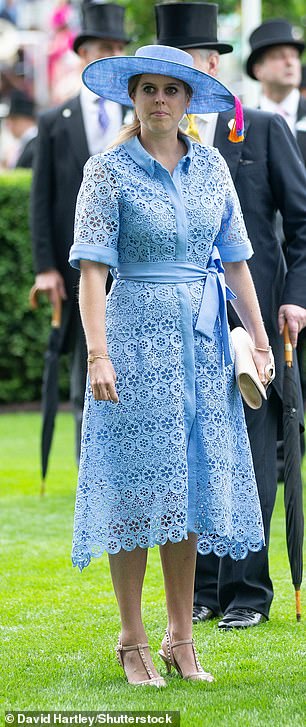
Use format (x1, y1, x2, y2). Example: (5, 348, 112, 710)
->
(87, 353, 110, 364)
(254, 345, 271, 353)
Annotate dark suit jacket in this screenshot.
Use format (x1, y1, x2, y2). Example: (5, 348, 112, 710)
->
(16, 135, 37, 169)
(31, 96, 89, 296)
(297, 95, 306, 165)
(213, 108, 306, 401)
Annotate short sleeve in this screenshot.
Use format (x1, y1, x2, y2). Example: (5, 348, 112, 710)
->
(69, 154, 120, 270)
(214, 153, 253, 262)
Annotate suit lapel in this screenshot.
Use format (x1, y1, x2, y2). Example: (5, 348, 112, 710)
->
(213, 111, 250, 181)
(61, 96, 89, 171)
(296, 96, 306, 166)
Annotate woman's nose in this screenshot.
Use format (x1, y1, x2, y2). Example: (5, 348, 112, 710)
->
(155, 92, 165, 104)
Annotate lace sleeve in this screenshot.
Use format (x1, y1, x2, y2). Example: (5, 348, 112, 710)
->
(69, 153, 120, 270)
(214, 153, 253, 263)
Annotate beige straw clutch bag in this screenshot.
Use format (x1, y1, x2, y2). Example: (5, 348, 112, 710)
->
(231, 327, 267, 410)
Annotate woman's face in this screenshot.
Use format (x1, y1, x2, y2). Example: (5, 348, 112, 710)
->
(130, 74, 191, 136)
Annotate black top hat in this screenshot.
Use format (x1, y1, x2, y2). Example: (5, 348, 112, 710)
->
(7, 89, 36, 118)
(246, 19, 305, 80)
(73, 2, 129, 54)
(155, 2, 233, 55)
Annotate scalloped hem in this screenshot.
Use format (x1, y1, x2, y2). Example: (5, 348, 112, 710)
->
(72, 532, 265, 573)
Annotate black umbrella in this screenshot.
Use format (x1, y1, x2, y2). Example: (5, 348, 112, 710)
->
(29, 286, 62, 495)
(283, 323, 304, 620)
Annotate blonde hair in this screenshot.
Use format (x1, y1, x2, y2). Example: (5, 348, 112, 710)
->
(108, 74, 193, 149)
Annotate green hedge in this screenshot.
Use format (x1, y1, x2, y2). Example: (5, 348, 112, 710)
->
(0, 170, 69, 403)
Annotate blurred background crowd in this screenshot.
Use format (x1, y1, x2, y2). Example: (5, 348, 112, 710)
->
(0, 0, 83, 166)
(0, 0, 304, 170)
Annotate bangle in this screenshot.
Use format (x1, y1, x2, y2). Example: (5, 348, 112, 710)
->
(254, 345, 271, 353)
(87, 353, 109, 364)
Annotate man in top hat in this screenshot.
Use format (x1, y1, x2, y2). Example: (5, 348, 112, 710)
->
(5, 89, 37, 168)
(247, 19, 306, 411)
(155, 2, 306, 628)
(30, 2, 129, 460)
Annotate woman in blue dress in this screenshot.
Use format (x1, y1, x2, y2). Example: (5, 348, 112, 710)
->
(69, 45, 273, 687)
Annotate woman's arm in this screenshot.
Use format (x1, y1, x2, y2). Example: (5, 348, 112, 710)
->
(79, 260, 118, 402)
(224, 260, 273, 384)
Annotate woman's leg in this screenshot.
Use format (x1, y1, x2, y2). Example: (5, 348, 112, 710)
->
(159, 534, 213, 678)
(159, 534, 197, 641)
(109, 546, 162, 682)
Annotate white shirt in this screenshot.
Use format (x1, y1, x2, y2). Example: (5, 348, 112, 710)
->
(19, 125, 37, 150)
(259, 88, 300, 136)
(80, 85, 122, 156)
(180, 112, 218, 146)
(193, 113, 219, 146)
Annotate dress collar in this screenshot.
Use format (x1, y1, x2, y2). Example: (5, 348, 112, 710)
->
(123, 133, 193, 177)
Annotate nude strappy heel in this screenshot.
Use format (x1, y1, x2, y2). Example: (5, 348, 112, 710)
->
(116, 638, 166, 687)
(158, 629, 214, 682)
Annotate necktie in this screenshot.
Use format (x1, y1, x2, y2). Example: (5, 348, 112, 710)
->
(98, 97, 109, 132)
(185, 114, 201, 142)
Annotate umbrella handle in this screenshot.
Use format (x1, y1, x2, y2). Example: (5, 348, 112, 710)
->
(296, 590, 301, 622)
(29, 284, 62, 328)
(283, 322, 293, 367)
(51, 297, 62, 329)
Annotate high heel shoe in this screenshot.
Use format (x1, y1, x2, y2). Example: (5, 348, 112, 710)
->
(158, 629, 214, 682)
(116, 638, 166, 687)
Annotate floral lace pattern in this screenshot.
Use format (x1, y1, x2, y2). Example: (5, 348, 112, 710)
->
(70, 137, 264, 571)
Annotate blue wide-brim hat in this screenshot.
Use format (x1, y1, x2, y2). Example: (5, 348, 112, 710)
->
(82, 44, 236, 115)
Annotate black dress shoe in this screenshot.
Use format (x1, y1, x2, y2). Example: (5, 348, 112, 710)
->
(192, 605, 218, 623)
(218, 608, 267, 629)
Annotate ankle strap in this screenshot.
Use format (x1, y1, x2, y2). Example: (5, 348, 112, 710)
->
(171, 638, 193, 648)
(119, 642, 149, 652)
(164, 629, 193, 649)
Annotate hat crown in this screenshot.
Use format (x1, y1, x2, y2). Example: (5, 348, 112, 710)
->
(73, 2, 128, 53)
(8, 89, 35, 118)
(155, 2, 232, 55)
(135, 45, 194, 69)
(156, 2, 218, 45)
(82, 2, 125, 34)
(249, 18, 302, 50)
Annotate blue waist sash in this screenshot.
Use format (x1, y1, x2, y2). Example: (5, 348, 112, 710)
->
(113, 246, 236, 366)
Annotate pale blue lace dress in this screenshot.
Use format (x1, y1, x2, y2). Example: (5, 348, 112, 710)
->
(69, 135, 265, 571)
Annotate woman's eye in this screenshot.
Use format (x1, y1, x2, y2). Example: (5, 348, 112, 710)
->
(166, 87, 178, 95)
(143, 86, 155, 94)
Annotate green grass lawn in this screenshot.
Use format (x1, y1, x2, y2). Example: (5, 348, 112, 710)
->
(0, 413, 305, 727)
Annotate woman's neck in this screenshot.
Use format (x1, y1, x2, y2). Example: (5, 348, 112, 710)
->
(139, 128, 186, 174)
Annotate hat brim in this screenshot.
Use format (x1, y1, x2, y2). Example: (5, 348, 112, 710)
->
(73, 31, 130, 54)
(158, 39, 233, 55)
(82, 55, 235, 114)
(246, 39, 305, 80)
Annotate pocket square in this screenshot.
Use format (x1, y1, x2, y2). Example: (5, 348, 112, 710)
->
(239, 159, 254, 165)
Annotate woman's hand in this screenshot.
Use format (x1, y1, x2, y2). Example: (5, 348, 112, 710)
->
(252, 347, 275, 388)
(88, 359, 119, 402)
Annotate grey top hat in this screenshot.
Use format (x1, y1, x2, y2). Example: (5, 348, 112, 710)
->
(155, 2, 233, 55)
(246, 19, 305, 80)
(73, 2, 129, 54)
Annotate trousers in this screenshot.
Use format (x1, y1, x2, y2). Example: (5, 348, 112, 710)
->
(194, 387, 280, 618)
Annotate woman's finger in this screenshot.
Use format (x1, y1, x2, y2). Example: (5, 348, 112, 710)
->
(92, 382, 109, 401)
(107, 380, 119, 403)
